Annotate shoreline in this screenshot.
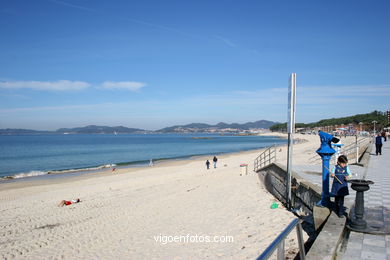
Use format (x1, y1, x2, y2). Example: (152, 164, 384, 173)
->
(0, 133, 363, 258)
(0, 132, 287, 185)
(0, 132, 313, 259)
(0, 146, 284, 192)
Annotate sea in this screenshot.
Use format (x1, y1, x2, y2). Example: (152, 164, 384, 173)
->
(0, 134, 286, 181)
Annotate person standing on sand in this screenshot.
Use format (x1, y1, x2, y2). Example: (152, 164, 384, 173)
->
(376, 132, 383, 155)
(213, 156, 218, 168)
(206, 160, 210, 170)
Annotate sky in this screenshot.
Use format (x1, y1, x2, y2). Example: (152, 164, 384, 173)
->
(0, 0, 389, 130)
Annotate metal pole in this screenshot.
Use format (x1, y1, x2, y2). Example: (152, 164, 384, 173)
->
(296, 222, 306, 260)
(372, 120, 377, 133)
(287, 133, 293, 208)
(277, 240, 285, 260)
(320, 154, 331, 206)
(286, 73, 296, 209)
(355, 135, 359, 164)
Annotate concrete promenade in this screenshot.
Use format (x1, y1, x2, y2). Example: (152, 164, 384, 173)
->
(339, 139, 390, 260)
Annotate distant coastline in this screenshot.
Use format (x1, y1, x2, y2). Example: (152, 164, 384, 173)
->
(0, 120, 278, 135)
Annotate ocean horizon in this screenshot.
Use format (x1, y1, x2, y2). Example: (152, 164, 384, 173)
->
(0, 133, 286, 180)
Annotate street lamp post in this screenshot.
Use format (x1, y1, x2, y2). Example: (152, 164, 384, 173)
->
(372, 121, 377, 134)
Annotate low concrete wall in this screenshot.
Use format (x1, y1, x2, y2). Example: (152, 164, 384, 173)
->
(347, 140, 371, 165)
(357, 143, 372, 167)
(305, 212, 347, 260)
(257, 162, 321, 213)
(256, 163, 347, 260)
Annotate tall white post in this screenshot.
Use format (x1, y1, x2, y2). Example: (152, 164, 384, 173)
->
(372, 121, 377, 134)
(287, 73, 296, 209)
(355, 135, 359, 164)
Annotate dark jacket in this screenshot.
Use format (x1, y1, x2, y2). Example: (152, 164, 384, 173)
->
(376, 136, 383, 145)
(331, 165, 350, 197)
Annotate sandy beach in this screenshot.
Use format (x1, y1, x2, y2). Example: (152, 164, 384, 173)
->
(0, 133, 358, 259)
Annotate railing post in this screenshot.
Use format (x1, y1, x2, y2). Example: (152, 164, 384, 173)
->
(254, 145, 277, 172)
(296, 222, 306, 260)
(257, 218, 302, 260)
(277, 240, 285, 260)
(355, 136, 359, 164)
(356, 145, 359, 164)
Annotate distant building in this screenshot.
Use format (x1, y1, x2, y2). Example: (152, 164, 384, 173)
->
(387, 110, 390, 122)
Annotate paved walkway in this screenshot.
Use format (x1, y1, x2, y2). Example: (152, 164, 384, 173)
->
(339, 140, 390, 260)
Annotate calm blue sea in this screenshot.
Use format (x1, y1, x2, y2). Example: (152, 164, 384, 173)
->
(0, 134, 285, 180)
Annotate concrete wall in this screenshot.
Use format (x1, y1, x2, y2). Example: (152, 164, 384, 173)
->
(256, 145, 373, 259)
(257, 163, 347, 259)
(257, 163, 322, 213)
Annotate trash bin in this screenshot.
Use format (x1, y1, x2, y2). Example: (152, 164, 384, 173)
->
(240, 164, 248, 175)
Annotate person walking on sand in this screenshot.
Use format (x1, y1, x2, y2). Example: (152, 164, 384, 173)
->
(330, 155, 352, 218)
(213, 156, 218, 168)
(376, 132, 383, 155)
(206, 160, 210, 170)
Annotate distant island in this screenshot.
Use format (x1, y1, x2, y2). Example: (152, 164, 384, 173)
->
(0, 120, 278, 135)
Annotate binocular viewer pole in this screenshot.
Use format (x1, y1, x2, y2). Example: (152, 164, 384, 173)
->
(316, 131, 340, 207)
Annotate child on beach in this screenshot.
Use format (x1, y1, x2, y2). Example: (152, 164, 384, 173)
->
(330, 155, 352, 218)
(206, 160, 210, 169)
(58, 198, 81, 207)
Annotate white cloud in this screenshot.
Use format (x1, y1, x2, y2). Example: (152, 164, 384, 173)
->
(0, 80, 90, 91)
(101, 81, 146, 91)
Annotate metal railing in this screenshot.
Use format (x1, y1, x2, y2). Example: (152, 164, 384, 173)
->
(254, 145, 276, 172)
(343, 137, 370, 155)
(257, 218, 306, 260)
(308, 153, 321, 164)
(308, 137, 371, 164)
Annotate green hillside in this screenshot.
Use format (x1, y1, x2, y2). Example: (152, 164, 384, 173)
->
(270, 111, 388, 132)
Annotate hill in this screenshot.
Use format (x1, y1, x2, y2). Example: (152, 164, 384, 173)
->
(0, 129, 51, 135)
(0, 120, 278, 135)
(270, 111, 388, 132)
(56, 125, 148, 134)
(157, 120, 277, 133)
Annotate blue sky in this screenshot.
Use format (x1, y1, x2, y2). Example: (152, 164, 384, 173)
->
(0, 0, 389, 130)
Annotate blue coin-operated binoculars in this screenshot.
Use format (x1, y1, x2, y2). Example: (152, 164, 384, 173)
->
(316, 131, 340, 207)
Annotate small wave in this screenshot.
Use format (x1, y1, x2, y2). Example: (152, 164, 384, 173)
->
(2, 170, 48, 180)
(1, 164, 117, 181)
(47, 164, 116, 175)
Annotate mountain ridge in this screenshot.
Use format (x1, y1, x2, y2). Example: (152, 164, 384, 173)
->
(157, 120, 277, 133)
(0, 120, 278, 134)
